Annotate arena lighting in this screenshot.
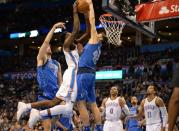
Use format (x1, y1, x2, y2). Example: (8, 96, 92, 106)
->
(10, 33, 20, 39)
(19, 33, 26, 38)
(9, 25, 100, 39)
(95, 70, 123, 80)
(30, 30, 38, 37)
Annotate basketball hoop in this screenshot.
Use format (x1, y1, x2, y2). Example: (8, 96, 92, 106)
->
(99, 14, 126, 46)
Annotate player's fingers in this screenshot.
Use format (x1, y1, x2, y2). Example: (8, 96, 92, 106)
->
(60, 23, 66, 29)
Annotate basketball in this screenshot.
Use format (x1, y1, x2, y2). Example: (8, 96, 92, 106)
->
(77, 0, 89, 13)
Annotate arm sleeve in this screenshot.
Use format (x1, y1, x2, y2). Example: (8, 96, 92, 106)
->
(159, 106, 168, 127)
(122, 104, 130, 116)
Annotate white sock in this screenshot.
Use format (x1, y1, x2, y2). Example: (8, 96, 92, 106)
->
(27, 104, 32, 110)
(39, 110, 48, 117)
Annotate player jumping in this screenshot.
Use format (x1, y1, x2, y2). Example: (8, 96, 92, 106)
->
(17, 22, 65, 130)
(17, 2, 84, 129)
(76, 0, 104, 131)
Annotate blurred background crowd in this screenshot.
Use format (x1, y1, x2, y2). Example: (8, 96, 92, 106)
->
(0, 0, 179, 130)
(0, 45, 179, 130)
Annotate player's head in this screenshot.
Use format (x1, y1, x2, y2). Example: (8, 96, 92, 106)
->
(131, 96, 138, 106)
(110, 86, 118, 97)
(147, 85, 157, 96)
(60, 31, 72, 43)
(97, 32, 107, 42)
(62, 31, 80, 51)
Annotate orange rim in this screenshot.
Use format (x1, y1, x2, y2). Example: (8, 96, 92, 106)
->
(99, 13, 125, 24)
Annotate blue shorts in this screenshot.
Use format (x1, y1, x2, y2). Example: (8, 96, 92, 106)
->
(56, 125, 73, 131)
(76, 73, 96, 103)
(37, 95, 55, 119)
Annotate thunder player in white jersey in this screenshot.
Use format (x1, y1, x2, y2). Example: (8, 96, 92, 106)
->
(16, 2, 85, 129)
(128, 85, 168, 131)
(100, 85, 130, 131)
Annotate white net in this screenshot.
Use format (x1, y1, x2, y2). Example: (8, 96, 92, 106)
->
(99, 14, 126, 46)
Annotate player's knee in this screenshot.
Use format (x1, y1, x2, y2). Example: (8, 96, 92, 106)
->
(65, 103, 73, 113)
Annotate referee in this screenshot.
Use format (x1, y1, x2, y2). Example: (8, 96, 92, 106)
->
(168, 63, 179, 131)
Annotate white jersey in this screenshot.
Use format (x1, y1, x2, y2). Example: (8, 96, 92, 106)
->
(56, 47, 79, 102)
(63, 46, 79, 68)
(144, 97, 162, 125)
(105, 97, 122, 121)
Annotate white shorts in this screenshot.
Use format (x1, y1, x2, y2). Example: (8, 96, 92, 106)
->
(103, 120, 123, 131)
(146, 123, 162, 131)
(56, 68, 77, 102)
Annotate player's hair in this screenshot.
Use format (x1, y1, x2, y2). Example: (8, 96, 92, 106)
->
(152, 84, 158, 92)
(60, 31, 69, 43)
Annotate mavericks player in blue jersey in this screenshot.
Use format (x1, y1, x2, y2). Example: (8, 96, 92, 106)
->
(17, 2, 87, 129)
(76, 0, 104, 131)
(17, 22, 65, 130)
(126, 96, 142, 131)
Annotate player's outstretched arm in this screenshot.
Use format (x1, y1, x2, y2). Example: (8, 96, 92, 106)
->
(156, 97, 168, 130)
(37, 22, 65, 61)
(87, 0, 99, 44)
(64, 2, 80, 52)
(76, 14, 91, 44)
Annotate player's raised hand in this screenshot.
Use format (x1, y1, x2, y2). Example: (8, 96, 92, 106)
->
(73, 1, 78, 13)
(54, 22, 66, 29)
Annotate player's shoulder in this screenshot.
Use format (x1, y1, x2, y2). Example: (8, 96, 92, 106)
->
(141, 99, 146, 105)
(155, 96, 164, 105)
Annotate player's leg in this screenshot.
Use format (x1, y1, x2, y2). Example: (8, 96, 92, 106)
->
(77, 101, 90, 129)
(28, 102, 73, 128)
(31, 97, 62, 108)
(42, 119, 51, 131)
(87, 74, 102, 131)
(89, 102, 102, 130)
(76, 73, 91, 131)
(168, 87, 179, 131)
(17, 97, 62, 121)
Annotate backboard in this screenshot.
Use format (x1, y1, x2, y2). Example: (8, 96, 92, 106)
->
(102, 0, 156, 38)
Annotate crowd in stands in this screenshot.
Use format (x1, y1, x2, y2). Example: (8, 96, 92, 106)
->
(0, 46, 179, 130)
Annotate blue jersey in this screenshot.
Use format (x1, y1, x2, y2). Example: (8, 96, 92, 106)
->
(56, 114, 73, 131)
(78, 43, 101, 70)
(126, 106, 142, 131)
(37, 59, 59, 99)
